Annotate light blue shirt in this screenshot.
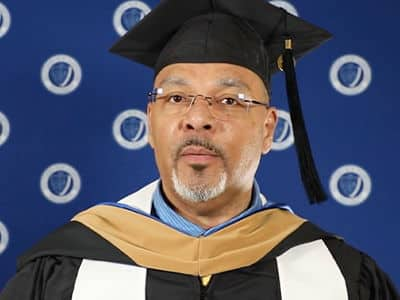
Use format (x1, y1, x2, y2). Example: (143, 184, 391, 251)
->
(152, 180, 289, 237)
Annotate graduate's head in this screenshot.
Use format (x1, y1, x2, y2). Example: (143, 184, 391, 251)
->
(110, 0, 331, 204)
(147, 62, 277, 203)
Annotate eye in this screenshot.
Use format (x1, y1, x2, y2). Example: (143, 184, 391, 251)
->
(167, 94, 185, 103)
(220, 97, 238, 106)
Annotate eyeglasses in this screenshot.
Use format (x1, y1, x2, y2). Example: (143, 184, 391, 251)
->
(148, 88, 269, 121)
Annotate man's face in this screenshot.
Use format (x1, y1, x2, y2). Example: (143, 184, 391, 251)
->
(148, 63, 277, 203)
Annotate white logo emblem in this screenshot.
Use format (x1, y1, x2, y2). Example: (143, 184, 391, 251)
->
(40, 163, 81, 204)
(330, 54, 372, 96)
(330, 164, 372, 206)
(0, 111, 10, 147)
(0, 221, 9, 255)
(113, 1, 151, 36)
(41, 54, 82, 95)
(269, 1, 299, 16)
(113, 109, 148, 150)
(272, 109, 294, 151)
(0, 3, 11, 38)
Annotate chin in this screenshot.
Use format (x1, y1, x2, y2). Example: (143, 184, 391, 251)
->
(171, 168, 227, 203)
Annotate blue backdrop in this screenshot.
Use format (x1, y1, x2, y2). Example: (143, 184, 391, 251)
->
(1, 0, 399, 290)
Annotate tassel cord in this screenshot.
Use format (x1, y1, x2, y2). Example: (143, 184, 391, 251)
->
(282, 47, 327, 203)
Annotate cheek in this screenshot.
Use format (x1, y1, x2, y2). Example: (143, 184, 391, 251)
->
(238, 133, 263, 160)
(150, 119, 178, 165)
(223, 123, 264, 162)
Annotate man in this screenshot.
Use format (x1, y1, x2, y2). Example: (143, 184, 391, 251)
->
(1, 0, 398, 299)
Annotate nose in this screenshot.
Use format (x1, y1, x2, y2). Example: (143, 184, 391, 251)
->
(182, 97, 215, 132)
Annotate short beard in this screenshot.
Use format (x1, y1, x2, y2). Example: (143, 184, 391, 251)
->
(171, 137, 227, 203)
(172, 168, 227, 203)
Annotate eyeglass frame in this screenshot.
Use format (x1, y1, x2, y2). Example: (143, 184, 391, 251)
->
(147, 88, 270, 114)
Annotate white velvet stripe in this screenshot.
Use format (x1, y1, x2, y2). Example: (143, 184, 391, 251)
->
(71, 259, 146, 300)
(277, 239, 348, 300)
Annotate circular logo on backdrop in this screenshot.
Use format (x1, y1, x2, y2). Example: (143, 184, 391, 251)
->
(0, 221, 9, 255)
(0, 111, 10, 147)
(272, 109, 294, 151)
(269, 1, 299, 16)
(330, 54, 372, 96)
(0, 3, 11, 38)
(40, 163, 81, 204)
(329, 164, 372, 206)
(113, 109, 148, 150)
(41, 55, 82, 95)
(113, 1, 151, 36)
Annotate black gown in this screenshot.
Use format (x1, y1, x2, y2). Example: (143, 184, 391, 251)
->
(0, 202, 398, 300)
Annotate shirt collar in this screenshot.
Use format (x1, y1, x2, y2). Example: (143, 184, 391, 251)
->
(152, 180, 264, 237)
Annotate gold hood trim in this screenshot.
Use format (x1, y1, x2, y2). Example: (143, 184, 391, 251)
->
(73, 205, 305, 276)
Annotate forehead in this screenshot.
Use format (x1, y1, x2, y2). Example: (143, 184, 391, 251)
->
(154, 63, 265, 92)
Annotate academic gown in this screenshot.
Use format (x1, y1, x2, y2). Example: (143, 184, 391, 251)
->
(0, 181, 398, 300)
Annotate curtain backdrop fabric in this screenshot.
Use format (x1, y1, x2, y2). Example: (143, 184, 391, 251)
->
(0, 0, 399, 290)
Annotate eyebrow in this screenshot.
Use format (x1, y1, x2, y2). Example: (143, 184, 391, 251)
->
(158, 77, 189, 88)
(216, 78, 251, 93)
(158, 76, 252, 93)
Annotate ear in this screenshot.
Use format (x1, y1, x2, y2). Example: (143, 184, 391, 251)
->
(147, 103, 155, 149)
(261, 107, 277, 154)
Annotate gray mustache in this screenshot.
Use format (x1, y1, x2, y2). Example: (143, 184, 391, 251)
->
(175, 137, 224, 159)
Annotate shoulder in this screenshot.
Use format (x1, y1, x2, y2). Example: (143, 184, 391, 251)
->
(271, 220, 399, 299)
(323, 237, 399, 299)
(324, 237, 399, 299)
(1, 220, 137, 300)
(0, 255, 81, 300)
(18, 220, 134, 270)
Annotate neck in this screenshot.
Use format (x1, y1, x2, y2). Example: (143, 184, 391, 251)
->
(162, 183, 253, 229)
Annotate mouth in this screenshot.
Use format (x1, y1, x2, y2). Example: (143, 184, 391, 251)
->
(179, 146, 220, 165)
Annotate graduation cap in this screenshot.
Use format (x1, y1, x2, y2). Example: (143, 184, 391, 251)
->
(110, 0, 332, 204)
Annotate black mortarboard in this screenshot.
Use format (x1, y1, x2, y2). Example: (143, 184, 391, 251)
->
(110, 0, 332, 204)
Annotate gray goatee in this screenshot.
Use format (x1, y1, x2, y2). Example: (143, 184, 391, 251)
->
(172, 137, 227, 203)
